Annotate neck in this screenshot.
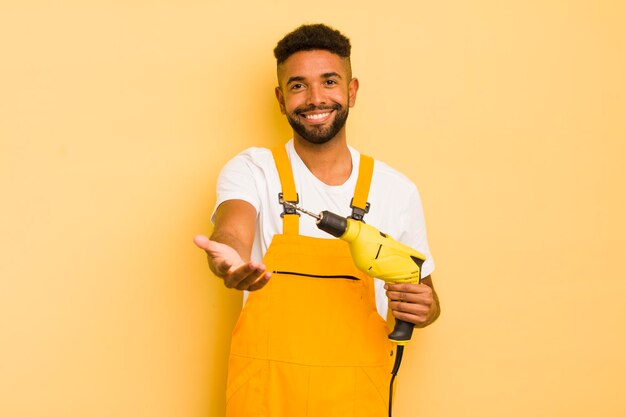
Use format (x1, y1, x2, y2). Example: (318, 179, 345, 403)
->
(293, 131, 352, 186)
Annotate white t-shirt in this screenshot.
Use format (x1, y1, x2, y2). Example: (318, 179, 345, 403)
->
(212, 140, 435, 319)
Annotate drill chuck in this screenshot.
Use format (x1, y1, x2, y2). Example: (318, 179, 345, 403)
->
(316, 210, 348, 237)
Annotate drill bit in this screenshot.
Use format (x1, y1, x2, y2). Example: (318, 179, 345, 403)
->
(282, 201, 322, 221)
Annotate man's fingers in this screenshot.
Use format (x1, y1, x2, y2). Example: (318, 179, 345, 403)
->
(389, 301, 431, 325)
(386, 289, 409, 301)
(233, 263, 267, 290)
(385, 282, 431, 294)
(386, 284, 433, 306)
(223, 262, 269, 290)
(387, 290, 422, 304)
(246, 272, 272, 291)
(389, 300, 429, 315)
(391, 309, 429, 326)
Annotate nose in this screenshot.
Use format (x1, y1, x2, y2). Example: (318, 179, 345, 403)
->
(306, 84, 325, 107)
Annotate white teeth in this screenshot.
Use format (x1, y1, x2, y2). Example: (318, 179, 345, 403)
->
(305, 112, 330, 120)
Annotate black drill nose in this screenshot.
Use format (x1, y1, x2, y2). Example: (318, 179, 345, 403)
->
(316, 211, 348, 237)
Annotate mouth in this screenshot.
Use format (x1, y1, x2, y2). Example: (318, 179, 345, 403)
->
(298, 109, 335, 124)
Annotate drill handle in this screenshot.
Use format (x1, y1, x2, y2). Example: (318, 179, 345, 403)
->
(388, 254, 425, 344)
(389, 320, 415, 344)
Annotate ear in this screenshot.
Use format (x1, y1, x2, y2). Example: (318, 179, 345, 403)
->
(348, 78, 359, 108)
(275, 86, 286, 114)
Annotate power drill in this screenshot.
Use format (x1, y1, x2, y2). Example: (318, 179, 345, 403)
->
(284, 202, 427, 345)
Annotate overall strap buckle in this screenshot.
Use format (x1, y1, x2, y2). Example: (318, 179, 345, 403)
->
(279, 193, 300, 217)
(349, 198, 370, 222)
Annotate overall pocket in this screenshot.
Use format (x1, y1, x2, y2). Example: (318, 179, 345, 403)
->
(226, 355, 268, 416)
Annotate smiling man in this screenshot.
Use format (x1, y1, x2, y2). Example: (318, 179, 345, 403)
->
(195, 24, 439, 417)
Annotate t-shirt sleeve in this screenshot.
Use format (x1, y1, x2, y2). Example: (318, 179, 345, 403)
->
(398, 185, 436, 279)
(211, 151, 260, 223)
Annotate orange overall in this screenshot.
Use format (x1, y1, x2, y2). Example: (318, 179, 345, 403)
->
(226, 147, 393, 417)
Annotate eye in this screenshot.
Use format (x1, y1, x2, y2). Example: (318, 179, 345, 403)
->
(290, 83, 304, 90)
(325, 79, 338, 86)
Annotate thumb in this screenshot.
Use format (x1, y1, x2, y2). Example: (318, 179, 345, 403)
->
(193, 234, 211, 250)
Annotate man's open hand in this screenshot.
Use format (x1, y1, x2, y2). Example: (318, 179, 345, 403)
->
(194, 235, 271, 291)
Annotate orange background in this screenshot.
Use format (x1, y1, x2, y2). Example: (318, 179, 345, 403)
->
(1, 1, 625, 416)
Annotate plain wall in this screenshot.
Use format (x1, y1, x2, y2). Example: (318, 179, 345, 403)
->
(1, 1, 625, 416)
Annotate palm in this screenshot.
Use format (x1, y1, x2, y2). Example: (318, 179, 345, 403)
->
(194, 235, 243, 274)
(207, 241, 244, 271)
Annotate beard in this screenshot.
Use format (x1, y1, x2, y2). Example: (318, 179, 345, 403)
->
(286, 104, 350, 145)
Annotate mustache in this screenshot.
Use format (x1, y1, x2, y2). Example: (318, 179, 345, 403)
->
(294, 104, 341, 115)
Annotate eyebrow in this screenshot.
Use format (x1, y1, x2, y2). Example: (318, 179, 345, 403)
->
(286, 76, 306, 85)
(286, 72, 343, 85)
(322, 72, 342, 79)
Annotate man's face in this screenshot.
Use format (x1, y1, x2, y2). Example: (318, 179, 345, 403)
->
(275, 50, 358, 144)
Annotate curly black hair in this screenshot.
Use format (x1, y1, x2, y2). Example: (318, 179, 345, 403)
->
(274, 24, 351, 65)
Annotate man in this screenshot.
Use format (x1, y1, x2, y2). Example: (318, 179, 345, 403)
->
(194, 24, 440, 417)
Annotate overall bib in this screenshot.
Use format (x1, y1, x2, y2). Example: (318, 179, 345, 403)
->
(226, 147, 393, 417)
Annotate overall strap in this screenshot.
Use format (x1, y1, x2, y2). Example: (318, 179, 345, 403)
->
(271, 146, 299, 235)
(350, 154, 374, 221)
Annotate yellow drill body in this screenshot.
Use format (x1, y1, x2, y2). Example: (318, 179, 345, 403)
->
(341, 218, 425, 286)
